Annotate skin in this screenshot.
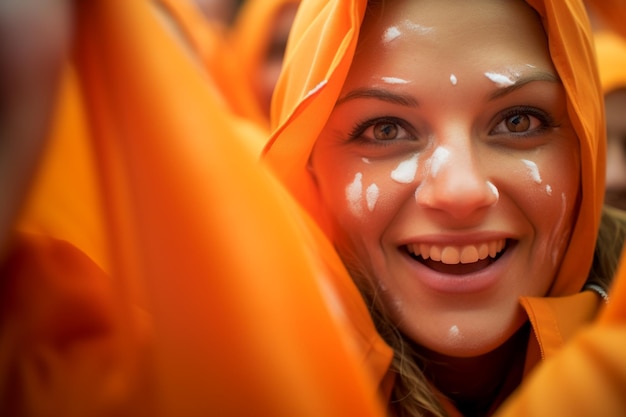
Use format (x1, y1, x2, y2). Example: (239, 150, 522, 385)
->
(604, 88, 626, 210)
(310, 0, 580, 408)
(0, 0, 72, 259)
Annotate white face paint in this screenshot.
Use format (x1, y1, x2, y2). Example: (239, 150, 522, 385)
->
(381, 76, 409, 85)
(403, 19, 434, 35)
(486, 181, 500, 201)
(362, 157, 371, 164)
(366, 183, 379, 211)
(382, 26, 401, 43)
(484, 71, 516, 87)
(450, 73, 457, 85)
(429, 146, 450, 177)
(521, 159, 542, 184)
(391, 153, 419, 183)
(346, 172, 363, 216)
(448, 325, 460, 339)
(546, 184, 552, 196)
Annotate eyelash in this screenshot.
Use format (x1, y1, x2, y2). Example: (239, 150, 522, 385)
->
(491, 106, 557, 137)
(348, 116, 415, 145)
(346, 106, 557, 145)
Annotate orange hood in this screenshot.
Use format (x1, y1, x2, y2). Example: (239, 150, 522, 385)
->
(264, 0, 606, 298)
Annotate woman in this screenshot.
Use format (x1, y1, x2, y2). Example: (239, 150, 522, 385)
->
(264, 0, 624, 415)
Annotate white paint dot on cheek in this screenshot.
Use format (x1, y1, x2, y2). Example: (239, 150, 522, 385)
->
(366, 183, 379, 212)
(362, 157, 371, 164)
(486, 181, 499, 201)
(484, 71, 515, 87)
(391, 153, 419, 183)
(382, 26, 401, 43)
(546, 184, 552, 196)
(346, 172, 364, 216)
(450, 74, 457, 85)
(521, 159, 543, 184)
(449, 325, 461, 339)
(381, 76, 409, 85)
(430, 147, 450, 177)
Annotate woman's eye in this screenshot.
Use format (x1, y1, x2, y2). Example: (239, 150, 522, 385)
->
(491, 110, 548, 135)
(373, 121, 400, 140)
(352, 118, 413, 143)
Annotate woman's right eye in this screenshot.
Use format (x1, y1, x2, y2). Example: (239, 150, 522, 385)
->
(351, 118, 414, 143)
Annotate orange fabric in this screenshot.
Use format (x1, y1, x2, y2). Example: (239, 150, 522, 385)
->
(495, 246, 626, 417)
(594, 30, 626, 94)
(229, 0, 301, 127)
(15, 64, 109, 273)
(154, 0, 270, 152)
(0, 233, 143, 417)
(586, 0, 626, 40)
(2, 0, 392, 415)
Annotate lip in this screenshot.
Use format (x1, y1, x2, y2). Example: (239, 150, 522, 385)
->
(396, 233, 516, 294)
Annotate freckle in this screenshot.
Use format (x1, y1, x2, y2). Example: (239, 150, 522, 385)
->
(391, 154, 419, 183)
(521, 159, 542, 184)
(366, 183, 379, 211)
(450, 74, 457, 85)
(546, 184, 552, 195)
(346, 173, 363, 216)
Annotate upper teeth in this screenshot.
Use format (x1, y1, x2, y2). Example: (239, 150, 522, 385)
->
(407, 239, 506, 265)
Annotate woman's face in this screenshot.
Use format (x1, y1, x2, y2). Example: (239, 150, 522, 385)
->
(310, 0, 580, 357)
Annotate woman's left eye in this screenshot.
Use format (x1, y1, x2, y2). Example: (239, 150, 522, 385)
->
(491, 108, 550, 135)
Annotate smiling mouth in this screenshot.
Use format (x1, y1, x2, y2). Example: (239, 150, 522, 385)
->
(405, 239, 509, 275)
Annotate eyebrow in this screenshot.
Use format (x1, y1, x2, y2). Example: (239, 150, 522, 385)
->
(335, 88, 419, 107)
(488, 71, 561, 100)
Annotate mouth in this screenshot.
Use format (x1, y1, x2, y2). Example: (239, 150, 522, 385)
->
(404, 239, 511, 275)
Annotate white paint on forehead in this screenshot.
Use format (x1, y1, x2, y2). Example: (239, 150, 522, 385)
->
(450, 74, 458, 85)
(303, 80, 328, 100)
(346, 172, 363, 216)
(546, 184, 553, 196)
(391, 153, 419, 183)
(430, 146, 450, 177)
(486, 181, 499, 202)
(382, 26, 401, 43)
(382, 76, 409, 85)
(366, 183, 379, 212)
(484, 71, 515, 88)
(521, 159, 542, 184)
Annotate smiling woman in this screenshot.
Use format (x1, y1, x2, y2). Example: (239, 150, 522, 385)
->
(264, 0, 624, 415)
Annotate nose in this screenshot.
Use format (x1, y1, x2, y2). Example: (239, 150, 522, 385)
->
(415, 145, 498, 219)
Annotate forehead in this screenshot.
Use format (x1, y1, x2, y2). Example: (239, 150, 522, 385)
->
(349, 0, 553, 82)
